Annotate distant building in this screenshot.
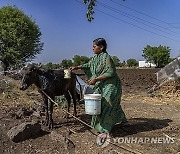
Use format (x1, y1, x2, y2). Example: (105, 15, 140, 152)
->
(138, 61, 156, 68)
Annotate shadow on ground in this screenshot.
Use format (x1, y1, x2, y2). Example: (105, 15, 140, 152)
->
(111, 118, 172, 137)
(53, 115, 172, 138)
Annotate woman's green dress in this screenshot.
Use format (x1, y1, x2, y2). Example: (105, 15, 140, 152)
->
(82, 51, 127, 133)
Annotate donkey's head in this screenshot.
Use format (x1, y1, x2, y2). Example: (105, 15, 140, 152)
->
(20, 64, 41, 90)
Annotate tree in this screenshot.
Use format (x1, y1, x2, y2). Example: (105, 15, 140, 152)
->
(126, 59, 138, 67)
(83, 0, 125, 22)
(43, 62, 60, 69)
(0, 6, 43, 72)
(119, 60, 126, 67)
(142, 45, 171, 68)
(111, 56, 121, 67)
(60, 59, 73, 68)
(73, 55, 90, 66)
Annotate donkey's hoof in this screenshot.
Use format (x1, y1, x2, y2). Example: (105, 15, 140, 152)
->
(48, 124, 53, 130)
(48, 120, 53, 130)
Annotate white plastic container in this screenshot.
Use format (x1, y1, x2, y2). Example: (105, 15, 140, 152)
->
(64, 69, 71, 78)
(84, 94, 101, 115)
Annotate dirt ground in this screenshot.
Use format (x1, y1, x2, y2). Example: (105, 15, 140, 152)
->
(0, 68, 180, 154)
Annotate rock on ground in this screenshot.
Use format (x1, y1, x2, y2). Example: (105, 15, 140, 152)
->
(7, 121, 41, 142)
(50, 131, 75, 150)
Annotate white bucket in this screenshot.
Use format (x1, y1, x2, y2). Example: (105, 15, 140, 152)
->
(84, 94, 101, 115)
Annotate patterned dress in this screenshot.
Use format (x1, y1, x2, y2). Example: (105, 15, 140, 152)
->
(82, 51, 127, 133)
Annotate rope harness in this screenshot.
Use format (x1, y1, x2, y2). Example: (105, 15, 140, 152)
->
(40, 89, 142, 154)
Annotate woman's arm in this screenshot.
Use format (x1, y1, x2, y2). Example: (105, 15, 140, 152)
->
(88, 75, 109, 85)
(95, 75, 109, 81)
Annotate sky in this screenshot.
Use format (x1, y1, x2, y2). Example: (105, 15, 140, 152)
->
(1, 0, 180, 64)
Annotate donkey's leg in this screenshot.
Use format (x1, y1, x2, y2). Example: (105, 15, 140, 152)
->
(42, 97, 49, 126)
(71, 89, 77, 117)
(70, 77, 78, 117)
(48, 96, 54, 129)
(64, 93, 71, 119)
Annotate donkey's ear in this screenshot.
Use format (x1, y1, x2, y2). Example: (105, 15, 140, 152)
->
(37, 64, 42, 69)
(29, 63, 40, 70)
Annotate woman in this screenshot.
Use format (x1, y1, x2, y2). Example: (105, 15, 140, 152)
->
(70, 38, 127, 140)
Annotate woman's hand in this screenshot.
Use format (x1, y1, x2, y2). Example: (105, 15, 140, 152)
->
(88, 78, 97, 85)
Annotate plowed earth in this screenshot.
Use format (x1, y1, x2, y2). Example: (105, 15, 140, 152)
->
(0, 68, 180, 154)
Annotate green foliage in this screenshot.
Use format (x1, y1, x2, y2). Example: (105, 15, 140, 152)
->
(42, 62, 60, 69)
(126, 59, 138, 67)
(83, 0, 125, 22)
(0, 6, 43, 71)
(60, 59, 73, 68)
(142, 45, 171, 68)
(111, 56, 121, 67)
(119, 60, 126, 67)
(39, 55, 91, 70)
(73, 55, 91, 66)
(83, 0, 96, 22)
(169, 58, 176, 63)
(55, 96, 67, 108)
(41, 55, 91, 69)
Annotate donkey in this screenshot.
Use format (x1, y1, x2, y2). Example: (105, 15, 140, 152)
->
(20, 64, 82, 129)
